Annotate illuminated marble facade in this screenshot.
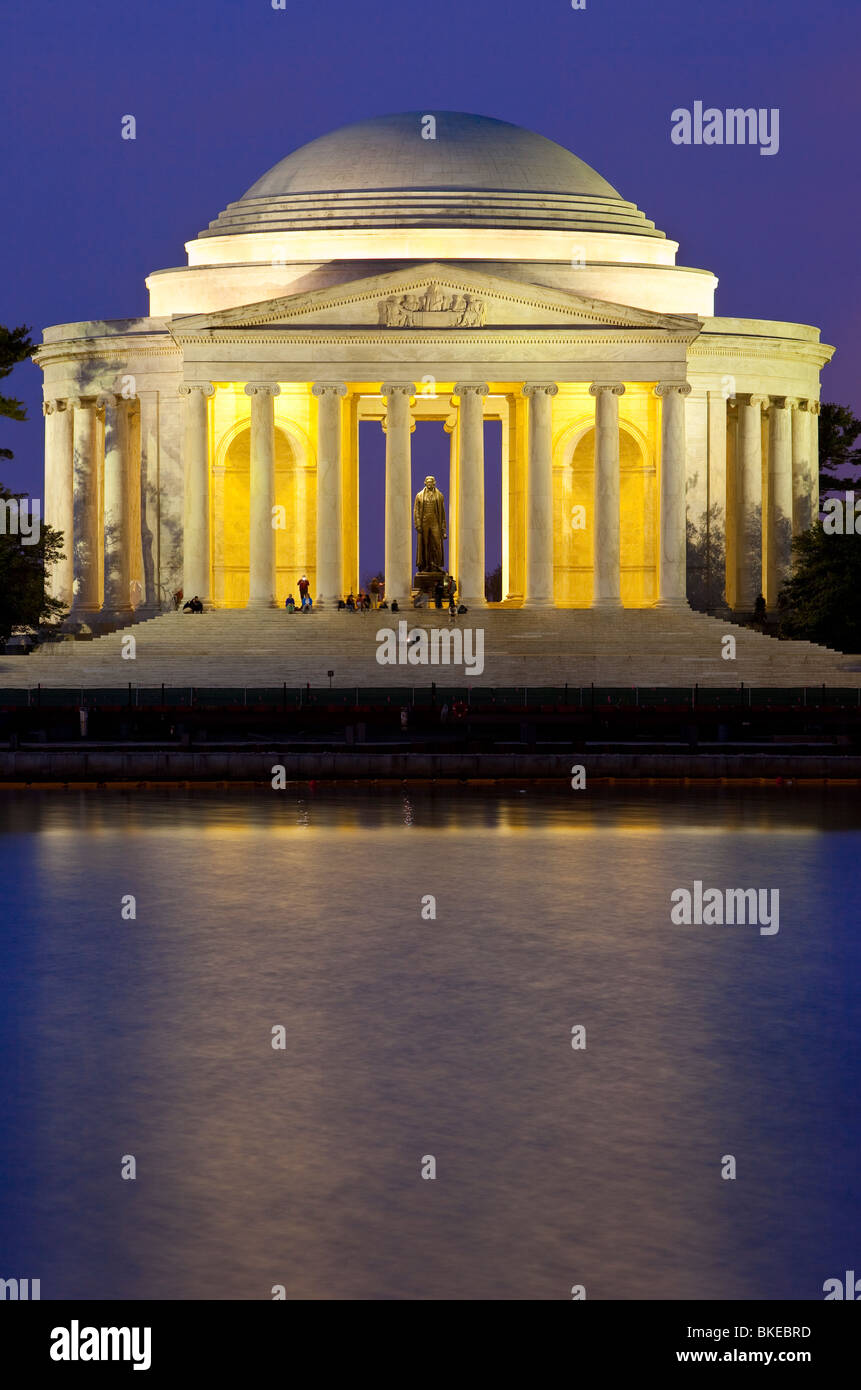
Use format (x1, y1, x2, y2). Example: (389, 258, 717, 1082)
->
(37, 113, 830, 616)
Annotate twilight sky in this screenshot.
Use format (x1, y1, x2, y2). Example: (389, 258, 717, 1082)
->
(1, 0, 859, 568)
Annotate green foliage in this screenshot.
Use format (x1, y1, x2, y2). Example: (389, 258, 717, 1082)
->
(818, 402, 861, 499)
(0, 483, 66, 641)
(0, 323, 35, 460)
(778, 522, 861, 653)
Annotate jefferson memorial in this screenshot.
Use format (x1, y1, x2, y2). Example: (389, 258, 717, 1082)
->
(37, 111, 830, 621)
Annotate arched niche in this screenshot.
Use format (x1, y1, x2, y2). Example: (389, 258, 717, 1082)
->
(554, 419, 657, 607)
(212, 421, 315, 607)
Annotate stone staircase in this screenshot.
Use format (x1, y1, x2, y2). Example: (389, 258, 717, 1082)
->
(2, 606, 859, 688)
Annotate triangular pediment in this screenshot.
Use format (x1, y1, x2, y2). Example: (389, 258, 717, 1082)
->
(170, 263, 700, 337)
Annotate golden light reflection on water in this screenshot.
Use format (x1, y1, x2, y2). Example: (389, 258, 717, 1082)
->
(27, 794, 828, 841)
(3, 787, 857, 1299)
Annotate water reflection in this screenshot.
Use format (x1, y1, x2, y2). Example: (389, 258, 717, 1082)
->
(1, 787, 859, 1300)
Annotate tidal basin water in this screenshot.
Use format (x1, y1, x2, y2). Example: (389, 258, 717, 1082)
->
(1, 786, 859, 1301)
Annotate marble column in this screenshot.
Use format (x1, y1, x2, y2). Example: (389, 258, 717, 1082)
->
(791, 401, 810, 534)
(43, 398, 74, 606)
(792, 399, 820, 534)
(706, 390, 728, 612)
(312, 383, 347, 605)
(766, 396, 793, 605)
(655, 382, 691, 606)
(444, 410, 459, 586)
(138, 391, 160, 613)
(244, 383, 281, 608)
(69, 396, 100, 615)
(589, 383, 625, 608)
(179, 383, 214, 604)
(381, 382, 415, 605)
(736, 394, 767, 610)
(809, 401, 820, 522)
(99, 393, 133, 618)
(522, 382, 558, 606)
(454, 383, 489, 605)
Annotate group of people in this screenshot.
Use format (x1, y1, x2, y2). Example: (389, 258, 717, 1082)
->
(284, 575, 313, 613)
(432, 576, 457, 609)
(342, 591, 373, 612)
(412, 582, 466, 619)
(337, 575, 385, 611)
(181, 572, 466, 617)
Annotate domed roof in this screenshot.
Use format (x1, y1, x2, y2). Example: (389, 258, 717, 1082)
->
(199, 111, 665, 241)
(241, 111, 620, 200)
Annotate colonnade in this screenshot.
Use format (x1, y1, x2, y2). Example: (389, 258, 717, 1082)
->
(183, 378, 691, 609)
(41, 382, 820, 617)
(43, 393, 141, 617)
(730, 394, 820, 609)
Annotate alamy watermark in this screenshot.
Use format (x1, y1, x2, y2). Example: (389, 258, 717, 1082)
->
(1, 1277, 40, 1299)
(822, 493, 861, 534)
(671, 102, 779, 156)
(376, 620, 484, 676)
(0, 496, 41, 544)
(670, 881, 779, 935)
(50, 1322, 151, 1371)
(823, 1269, 860, 1299)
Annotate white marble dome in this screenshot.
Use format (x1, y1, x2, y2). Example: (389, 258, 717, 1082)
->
(147, 110, 719, 316)
(199, 111, 666, 241)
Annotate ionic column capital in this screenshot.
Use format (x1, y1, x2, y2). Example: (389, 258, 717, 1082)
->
(523, 382, 559, 398)
(311, 383, 347, 398)
(244, 383, 281, 398)
(746, 393, 769, 410)
(654, 382, 691, 398)
(766, 395, 793, 412)
(589, 382, 625, 397)
(96, 392, 118, 413)
(453, 382, 489, 398)
(800, 399, 821, 416)
(381, 382, 416, 398)
(43, 398, 69, 415)
(68, 394, 97, 410)
(179, 383, 215, 398)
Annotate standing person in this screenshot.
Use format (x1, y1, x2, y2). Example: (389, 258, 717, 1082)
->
(297, 574, 312, 611)
(370, 576, 380, 610)
(434, 578, 444, 609)
(448, 593, 457, 622)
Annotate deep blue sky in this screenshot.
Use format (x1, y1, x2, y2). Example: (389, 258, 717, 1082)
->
(2, 0, 859, 510)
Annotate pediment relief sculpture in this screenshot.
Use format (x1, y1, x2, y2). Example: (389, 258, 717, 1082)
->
(378, 284, 487, 328)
